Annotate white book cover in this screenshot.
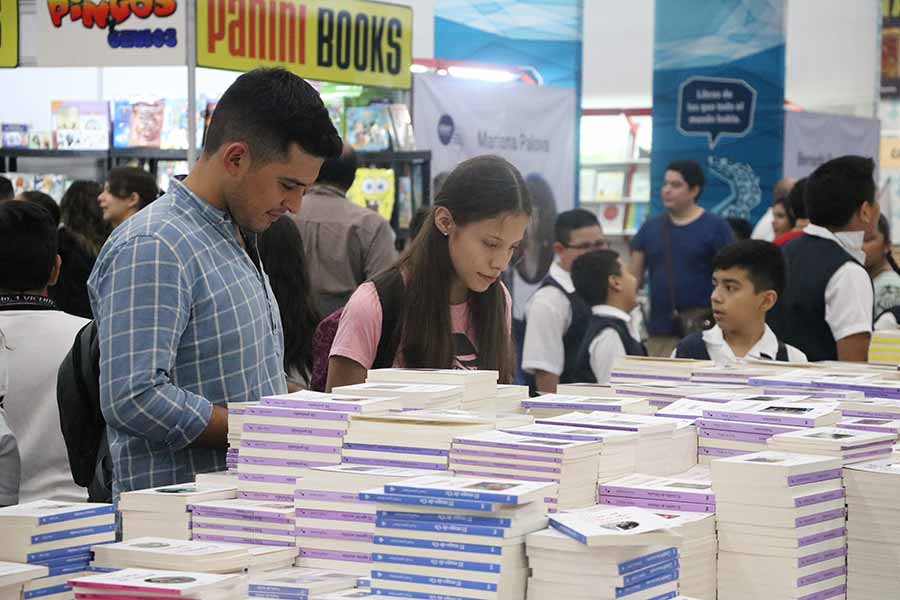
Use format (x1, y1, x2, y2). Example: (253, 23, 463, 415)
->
(548, 506, 677, 546)
(523, 395, 650, 413)
(0, 562, 48, 587)
(703, 400, 840, 426)
(655, 399, 717, 420)
(68, 568, 242, 595)
(0, 500, 114, 528)
(333, 382, 463, 399)
(119, 483, 237, 513)
(844, 457, 900, 476)
(380, 474, 554, 505)
(687, 392, 809, 404)
(249, 567, 357, 595)
(710, 451, 842, 483)
(839, 416, 900, 433)
(501, 424, 638, 444)
(93, 537, 249, 558)
(451, 430, 603, 455)
(537, 412, 678, 435)
(769, 427, 895, 449)
(262, 391, 401, 414)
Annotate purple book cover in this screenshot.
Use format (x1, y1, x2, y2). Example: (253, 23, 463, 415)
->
(241, 440, 341, 454)
(798, 528, 846, 548)
(261, 397, 365, 412)
(599, 483, 714, 504)
(296, 509, 375, 523)
(239, 491, 294, 503)
(797, 584, 846, 600)
(189, 508, 293, 524)
(838, 417, 900, 430)
(191, 521, 294, 537)
(698, 447, 748, 458)
(296, 527, 374, 542)
(702, 406, 822, 427)
(797, 545, 847, 569)
(788, 469, 843, 487)
(598, 494, 715, 513)
(246, 406, 350, 422)
(795, 508, 845, 529)
(299, 548, 371, 563)
(522, 400, 624, 412)
(451, 438, 568, 455)
(342, 457, 447, 470)
(448, 457, 561, 475)
(794, 488, 846, 508)
(191, 533, 295, 547)
(238, 473, 297, 484)
(449, 448, 562, 464)
(238, 456, 337, 468)
(695, 418, 802, 436)
(244, 424, 345, 437)
(295, 490, 361, 503)
(796, 566, 847, 588)
(342, 443, 449, 456)
(699, 428, 771, 444)
(842, 447, 892, 462)
(839, 409, 900, 420)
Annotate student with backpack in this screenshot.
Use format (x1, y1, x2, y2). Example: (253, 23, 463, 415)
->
(324, 155, 531, 390)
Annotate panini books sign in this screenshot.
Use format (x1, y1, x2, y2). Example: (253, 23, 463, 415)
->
(197, 0, 412, 89)
(0, 0, 17, 68)
(36, 0, 186, 66)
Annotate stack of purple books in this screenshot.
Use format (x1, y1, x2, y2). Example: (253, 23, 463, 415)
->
(598, 473, 715, 514)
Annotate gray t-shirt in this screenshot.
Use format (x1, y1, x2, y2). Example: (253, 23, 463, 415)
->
(0, 407, 20, 506)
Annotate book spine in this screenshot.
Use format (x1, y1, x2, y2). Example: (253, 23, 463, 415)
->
(376, 512, 512, 528)
(296, 527, 373, 542)
(28, 543, 101, 564)
(615, 569, 678, 598)
(702, 410, 813, 427)
(369, 587, 473, 600)
(32, 553, 93, 568)
(191, 521, 295, 537)
(448, 457, 561, 475)
(239, 491, 295, 503)
(37, 505, 114, 526)
(450, 448, 562, 463)
(238, 472, 297, 484)
(30, 524, 115, 544)
(523, 401, 624, 412)
(261, 398, 363, 412)
(360, 492, 494, 511)
(797, 583, 847, 600)
(189, 508, 292, 523)
(371, 552, 500, 573)
(238, 456, 337, 468)
(343, 444, 450, 457)
(372, 571, 497, 592)
(838, 423, 899, 433)
(797, 565, 847, 587)
(547, 519, 587, 544)
(698, 447, 748, 458)
(246, 407, 350, 421)
(248, 584, 311, 598)
(296, 509, 374, 523)
(374, 535, 503, 556)
(294, 490, 360, 503)
(838, 409, 900, 420)
(453, 439, 565, 455)
(598, 495, 715, 514)
(797, 545, 848, 568)
(499, 429, 604, 442)
(798, 527, 846, 548)
(795, 488, 845, 507)
(788, 469, 843, 487)
(344, 457, 447, 471)
(46, 563, 93, 578)
(598, 485, 714, 504)
(191, 533, 295, 547)
(795, 508, 846, 528)
(244, 424, 344, 437)
(241, 440, 341, 454)
(695, 418, 801, 436)
(842, 447, 892, 462)
(383, 485, 523, 504)
(376, 519, 506, 538)
(247, 589, 309, 600)
(24, 583, 72, 600)
(618, 548, 679, 576)
(699, 428, 772, 444)
(621, 559, 680, 588)
(298, 548, 371, 563)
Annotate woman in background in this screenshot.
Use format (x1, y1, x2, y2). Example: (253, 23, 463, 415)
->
(259, 217, 321, 391)
(865, 214, 900, 320)
(97, 167, 159, 229)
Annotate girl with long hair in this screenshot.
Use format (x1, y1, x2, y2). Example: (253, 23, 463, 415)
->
(865, 214, 900, 319)
(325, 155, 532, 389)
(258, 216, 321, 390)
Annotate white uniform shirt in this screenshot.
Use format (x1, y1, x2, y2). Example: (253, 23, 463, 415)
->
(587, 305, 643, 384)
(522, 263, 575, 376)
(696, 324, 808, 365)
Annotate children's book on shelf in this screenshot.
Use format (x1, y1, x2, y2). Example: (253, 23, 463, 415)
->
(51, 101, 110, 150)
(345, 106, 391, 151)
(1, 124, 29, 148)
(387, 104, 415, 151)
(347, 168, 395, 222)
(129, 100, 165, 148)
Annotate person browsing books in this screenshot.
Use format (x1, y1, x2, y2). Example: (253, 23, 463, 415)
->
(768, 156, 878, 362)
(569, 249, 647, 384)
(629, 160, 734, 357)
(521, 209, 605, 393)
(325, 155, 530, 391)
(674, 240, 806, 363)
(87, 68, 342, 498)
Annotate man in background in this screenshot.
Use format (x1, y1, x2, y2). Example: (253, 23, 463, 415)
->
(294, 145, 398, 316)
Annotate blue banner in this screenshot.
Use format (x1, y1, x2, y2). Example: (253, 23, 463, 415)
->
(651, 0, 785, 223)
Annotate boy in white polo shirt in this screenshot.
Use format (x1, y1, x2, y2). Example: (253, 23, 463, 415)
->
(675, 240, 806, 364)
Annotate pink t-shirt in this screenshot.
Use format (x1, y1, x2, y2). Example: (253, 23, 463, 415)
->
(330, 281, 512, 370)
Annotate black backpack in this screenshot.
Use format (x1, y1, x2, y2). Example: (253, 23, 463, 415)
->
(56, 320, 112, 503)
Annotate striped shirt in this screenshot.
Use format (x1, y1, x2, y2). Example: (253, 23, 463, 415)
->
(88, 179, 286, 498)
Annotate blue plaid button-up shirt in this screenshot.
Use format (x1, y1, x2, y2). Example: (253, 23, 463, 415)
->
(88, 179, 286, 498)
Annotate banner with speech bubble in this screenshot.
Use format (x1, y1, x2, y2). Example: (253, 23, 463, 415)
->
(651, 0, 785, 224)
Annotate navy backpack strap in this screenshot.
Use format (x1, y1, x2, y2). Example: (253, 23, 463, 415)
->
(775, 339, 789, 362)
(674, 332, 710, 360)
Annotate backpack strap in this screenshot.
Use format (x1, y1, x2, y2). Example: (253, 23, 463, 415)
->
(372, 269, 406, 369)
(775, 339, 789, 362)
(674, 332, 711, 360)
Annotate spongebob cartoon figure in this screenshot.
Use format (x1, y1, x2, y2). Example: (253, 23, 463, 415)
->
(348, 168, 396, 222)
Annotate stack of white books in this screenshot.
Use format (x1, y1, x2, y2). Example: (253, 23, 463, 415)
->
(747, 369, 877, 394)
(0, 500, 114, 598)
(501, 423, 639, 483)
(238, 394, 366, 502)
(842, 458, 900, 599)
(655, 399, 720, 423)
(119, 482, 237, 541)
(331, 382, 463, 412)
(359, 475, 552, 599)
(531, 505, 680, 599)
(609, 356, 710, 384)
(90, 538, 254, 574)
(449, 430, 596, 510)
(838, 416, 900, 434)
(711, 451, 847, 600)
(536, 412, 697, 476)
(689, 364, 788, 386)
(598, 473, 715, 514)
(767, 427, 895, 465)
(196, 470, 240, 489)
(293, 465, 432, 574)
(188, 499, 296, 549)
(248, 567, 357, 599)
(68, 568, 247, 600)
(495, 385, 530, 414)
(646, 509, 717, 599)
(365, 369, 499, 414)
(521, 394, 654, 419)
(696, 400, 841, 464)
(245, 546, 300, 576)
(340, 412, 493, 471)
(0, 562, 48, 600)
(613, 381, 761, 410)
(227, 402, 259, 471)
(837, 397, 900, 420)
(686, 391, 811, 404)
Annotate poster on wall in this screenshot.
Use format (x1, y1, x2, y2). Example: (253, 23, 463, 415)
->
(883, 0, 900, 98)
(783, 111, 880, 180)
(651, 0, 785, 225)
(197, 0, 412, 89)
(413, 72, 576, 319)
(36, 0, 186, 66)
(0, 0, 17, 68)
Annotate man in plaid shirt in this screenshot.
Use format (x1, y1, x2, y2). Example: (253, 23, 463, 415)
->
(88, 68, 342, 498)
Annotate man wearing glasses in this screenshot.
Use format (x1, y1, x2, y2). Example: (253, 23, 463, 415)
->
(522, 209, 606, 393)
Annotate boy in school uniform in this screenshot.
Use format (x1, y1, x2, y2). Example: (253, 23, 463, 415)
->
(675, 240, 807, 363)
(570, 249, 647, 384)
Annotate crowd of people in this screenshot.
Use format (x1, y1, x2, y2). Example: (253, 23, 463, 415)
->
(0, 67, 895, 513)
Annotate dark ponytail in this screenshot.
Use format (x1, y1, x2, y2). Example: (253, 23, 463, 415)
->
(395, 155, 532, 383)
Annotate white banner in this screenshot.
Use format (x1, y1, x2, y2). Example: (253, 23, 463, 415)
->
(412, 73, 576, 318)
(36, 1, 186, 67)
(783, 111, 881, 180)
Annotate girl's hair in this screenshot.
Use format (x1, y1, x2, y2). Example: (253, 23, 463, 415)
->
(396, 155, 532, 383)
(106, 167, 160, 210)
(60, 180, 110, 255)
(877, 214, 900, 277)
(258, 216, 321, 384)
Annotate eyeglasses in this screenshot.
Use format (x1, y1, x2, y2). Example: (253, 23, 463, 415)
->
(562, 239, 608, 251)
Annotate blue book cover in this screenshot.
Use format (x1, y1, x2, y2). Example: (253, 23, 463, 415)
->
(28, 542, 100, 564)
(113, 100, 131, 148)
(383, 484, 522, 505)
(374, 535, 503, 556)
(372, 553, 501, 573)
(618, 548, 679, 576)
(245, 590, 309, 600)
(36, 504, 114, 526)
(376, 519, 505, 538)
(24, 584, 72, 600)
(31, 523, 115, 544)
(377, 511, 512, 528)
(47, 562, 95, 578)
(548, 519, 588, 544)
(32, 553, 92, 569)
(372, 571, 497, 592)
(621, 560, 679, 588)
(370, 588, 471, 600)
(616, 569, 678, 599)
(360, 492, 497, 512)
